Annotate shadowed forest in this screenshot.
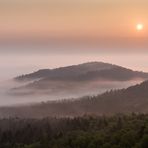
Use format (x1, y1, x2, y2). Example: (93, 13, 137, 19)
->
(0, 114, 147, 148)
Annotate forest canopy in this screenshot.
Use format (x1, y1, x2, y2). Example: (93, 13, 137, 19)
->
(0, 114, 147, 148)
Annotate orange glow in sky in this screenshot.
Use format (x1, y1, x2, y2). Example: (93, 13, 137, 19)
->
(0, 0, 147, 40)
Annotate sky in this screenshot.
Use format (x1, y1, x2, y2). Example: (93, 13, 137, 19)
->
(0, 0, 148, 39)
(0, 0, 148, 79)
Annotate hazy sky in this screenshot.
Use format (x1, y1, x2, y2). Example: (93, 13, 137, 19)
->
(0, 0, 148, 39)
(0, 0, 148, 79)
(0, 44, 147, 80)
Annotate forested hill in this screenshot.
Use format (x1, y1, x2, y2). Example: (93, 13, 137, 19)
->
(11, 62, 148, 97)
(15, 62, 148, 82)
(1, 80, 148, 118)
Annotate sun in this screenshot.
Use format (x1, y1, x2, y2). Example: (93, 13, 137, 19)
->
(136, 23, 144, 31)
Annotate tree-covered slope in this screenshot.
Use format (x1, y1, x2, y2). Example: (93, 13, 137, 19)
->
(0, 114, 147, 148)
(1, 81, 148, 118)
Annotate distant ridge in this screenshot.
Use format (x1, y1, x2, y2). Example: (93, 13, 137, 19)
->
(15, 62, 117, 81)
(11, 62, 148, 96)
(15, 61, 148, 82)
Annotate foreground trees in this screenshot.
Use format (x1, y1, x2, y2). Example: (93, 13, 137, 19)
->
(0, 114, 147, 148)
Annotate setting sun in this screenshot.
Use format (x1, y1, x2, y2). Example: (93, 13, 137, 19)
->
(136, 23, 144, 31)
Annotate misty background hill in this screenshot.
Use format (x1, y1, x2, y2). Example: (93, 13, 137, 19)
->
(15, 62, 117, 81)
(0, 80, 148, 118)
(10, 62, 148, 98)
(15, 62, 148, 82)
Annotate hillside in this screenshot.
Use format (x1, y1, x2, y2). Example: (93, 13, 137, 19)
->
(11, 62, 148, 97)
(15, 62, 117, 81)
(15, 62, 148, 82)
(1, 80, 148, 118)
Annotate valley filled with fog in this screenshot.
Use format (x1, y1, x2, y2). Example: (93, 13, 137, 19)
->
(0, 44, 147, 106)
(0, 62, 146, 106)
(0, 79, 143, 106)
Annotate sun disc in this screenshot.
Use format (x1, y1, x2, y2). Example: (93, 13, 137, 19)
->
(136, 24, 143, 31)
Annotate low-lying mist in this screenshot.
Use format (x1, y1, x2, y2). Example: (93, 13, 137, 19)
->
(0, 78, 143, 106)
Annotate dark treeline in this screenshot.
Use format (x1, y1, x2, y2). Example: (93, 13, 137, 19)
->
(0, 114, 148, 148)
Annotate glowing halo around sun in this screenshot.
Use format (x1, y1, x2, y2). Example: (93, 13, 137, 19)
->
(136, 23, 144, 31)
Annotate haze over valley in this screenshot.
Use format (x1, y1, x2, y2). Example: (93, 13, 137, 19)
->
(0, 61, 147, 106)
